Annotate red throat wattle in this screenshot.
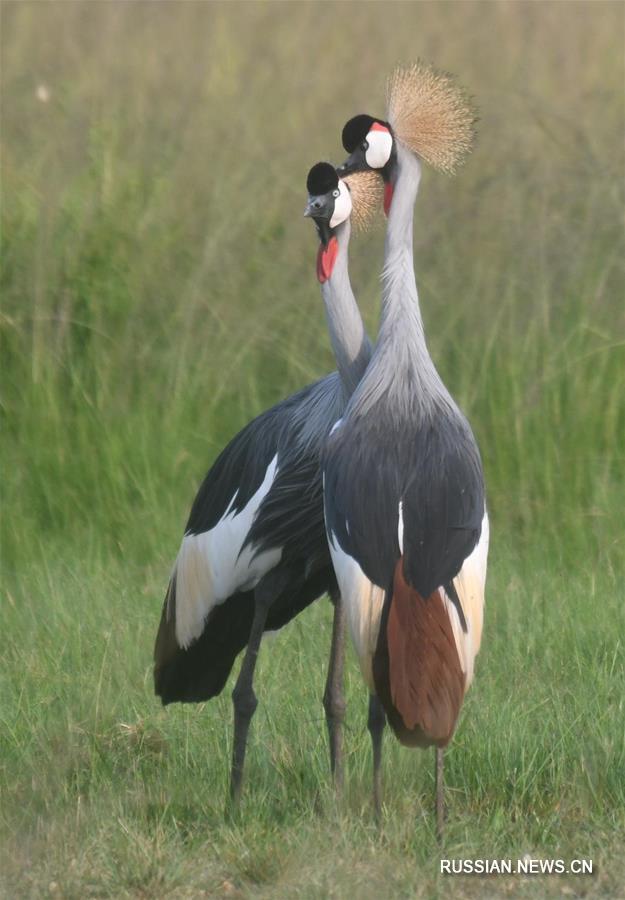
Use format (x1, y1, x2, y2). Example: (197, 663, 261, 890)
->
(384, 182, 394, 216)
(316, 236, 338, 283)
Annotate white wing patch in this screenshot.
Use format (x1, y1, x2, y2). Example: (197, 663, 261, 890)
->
(328, 531, 385, 690)
(173, 455, 282, 648)
(329, 417, 343, 436)
(397, 500, 404, 554)
(442, 510, 489, 689)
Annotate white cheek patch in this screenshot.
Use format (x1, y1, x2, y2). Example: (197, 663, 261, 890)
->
(365, 130, 393, 169)
(329, 179, 352, 228)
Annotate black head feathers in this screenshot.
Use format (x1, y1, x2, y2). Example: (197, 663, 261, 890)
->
(341, 114, 391, 153)
(306, 162, 339, 196)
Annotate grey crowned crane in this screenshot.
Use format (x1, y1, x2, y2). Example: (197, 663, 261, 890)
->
(153, 165, 380, 807)
(323, 63, 488, 834)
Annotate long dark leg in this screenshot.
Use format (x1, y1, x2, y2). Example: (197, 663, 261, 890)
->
(322, 594, 346, 794)
(368, 693, 386, 821)
(435, 747, 445, 842)
(228, 583, 274, 811)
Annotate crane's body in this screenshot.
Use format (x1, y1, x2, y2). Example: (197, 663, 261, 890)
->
(323, 66, 487, 829)
(154, 371, 344, 703)
(325, 144, 487, 743)
(154, 166, 373, 805)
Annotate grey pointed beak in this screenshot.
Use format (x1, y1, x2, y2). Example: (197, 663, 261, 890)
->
(337, 149, 366, 176)
(304, 195, 331, 219)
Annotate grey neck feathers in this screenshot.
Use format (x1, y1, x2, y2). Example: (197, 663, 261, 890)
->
(321, 219, 372, 400)
(352, 142, 453, 420)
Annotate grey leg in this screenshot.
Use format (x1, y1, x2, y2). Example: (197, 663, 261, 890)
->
(228, 583, 274, 811)
(368, 693, 386, 821)
(435, 747, 445, 842)
(322, 595, 346, 793)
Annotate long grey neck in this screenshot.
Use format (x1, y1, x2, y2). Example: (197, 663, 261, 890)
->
(321, 219, 372, 399)
(356, 142, 450, 419)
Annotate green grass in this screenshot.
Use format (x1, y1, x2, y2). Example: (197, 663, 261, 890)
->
(2, 1, 624, 897)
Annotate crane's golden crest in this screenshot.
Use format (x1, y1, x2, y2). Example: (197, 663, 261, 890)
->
(386, 61, 476, 175)
(343, 170, 383, 231)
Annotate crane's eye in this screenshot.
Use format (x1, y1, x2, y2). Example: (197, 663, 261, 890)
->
(332, 189, 339, 198)
(361, 140, 369, 151)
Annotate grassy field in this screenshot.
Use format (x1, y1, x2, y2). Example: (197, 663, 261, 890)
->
(2, 1, 624, 897)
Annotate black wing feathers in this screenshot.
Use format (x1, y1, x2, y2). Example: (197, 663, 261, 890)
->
(185, 379, 326, 536)
(244, 448, 327, 574)
(155, 374, 344, 706)
(324, 408, 484, 597)
(324, 415, 403, 587)
(401, 418, 483, 595)
(154, 565, 336, 705)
